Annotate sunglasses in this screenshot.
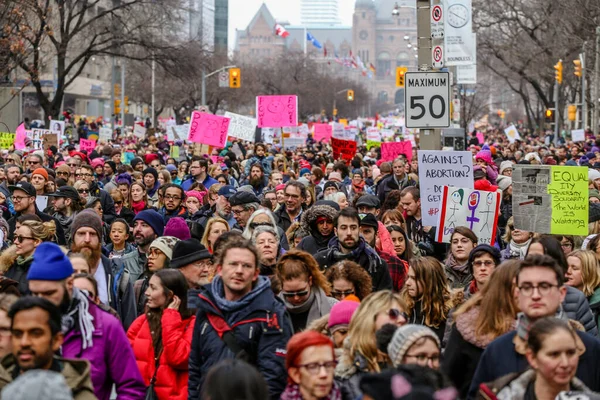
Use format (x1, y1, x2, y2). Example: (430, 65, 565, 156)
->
(14, 235, 35, 243)
(331, 289, 354, 299)
(281, 286, 310, 298)
(78, 189, 89, 194)
(387, 308, 408, 322)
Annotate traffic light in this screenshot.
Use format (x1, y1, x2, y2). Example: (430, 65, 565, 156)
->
(114, 84, 121, 97)
(396, 66, 408, 87)
(347, 90, 354, 101)
(124, 96, 129, 106)
(568, 105, 577, 121)
(229, 68, 241, 88)
(333, 108, 338, 116)
(545, 109, 553, 121)
(573, 59, 582, 78)
(554, 60, 563, 84)
(114, 99, 121, 115)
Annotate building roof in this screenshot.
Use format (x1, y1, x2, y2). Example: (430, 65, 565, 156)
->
(355, 0, 376, 9)
(375, 0, 415, 21)
(234, 3, 277, 51)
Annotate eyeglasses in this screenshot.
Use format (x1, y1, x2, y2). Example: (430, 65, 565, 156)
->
(404, 353, 441, 365)
(14, 235, 35, 243)
(76, 173, 93, 178)
(232, 208, 246, 216)
(67, 163, 78, 167)
(164, 195, 182, 201)
(11, 196, 30, 202)
(331, 289, 354, 299)
(518, 283, 559, 297)
(296, 361, 337, 375)
(281, 285, 310, 298)
(78, 189, 89, 194)
(150, 164, 160, 168)
(561, 242, 573, 249)
(249, 222, 273, 229)
(386, 308, 408, 322)
(473, 260, 495, 268)
(57, 171, 69, 176)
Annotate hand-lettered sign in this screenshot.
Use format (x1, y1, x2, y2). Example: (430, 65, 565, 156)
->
(224, 112, 257, 142)
(381, 141, 413, 162)
(0, 133, 15, 149)
(256, 95, 298, 128)
(418, 150, 474, 226)
(313, 124, 332, 142)
(188, 111, 230, 148)
(331, 137, 357, 162)
(79, 139, 96, 153)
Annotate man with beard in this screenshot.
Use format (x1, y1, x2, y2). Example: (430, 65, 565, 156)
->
(130, 209, 165, 278)
(297, 201, 338, 254)
(359, 213, 407, 292)
(0, 296, 96, 398)
(47, 186, 82, 243)
(243, 164, 267, 197)
(314, 207, 392, 292)
(158, 184, 188, 223)
(188, 185, 236, 241)
(377, 158, 417, 204)
(70, 209, 136, 329)
(26, 242, 145, 400)
(171, 239, 214, 308)
(2, 164, 21, 188)
(77, 164, 116, 224)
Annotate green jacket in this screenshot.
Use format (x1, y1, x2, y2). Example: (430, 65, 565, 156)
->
(588, 286, 600, 329)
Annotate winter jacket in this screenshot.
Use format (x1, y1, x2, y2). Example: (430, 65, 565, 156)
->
(159, 206, 189, 225)
(468, 329, 600, 399)
(52, 211, 78, 243)
(376, 173, 417, 205)
(0, 355, 96, 400)
(407, 299, 446, 342)
(188, 276, 293, 400)
(62, 301, 145, 400)
(563, 286, 599, 337)
(3, 255, 33, 295)
(444, 259, 473, 289)
(588, 286, 600, 329)
(127, 309, 195, 400)
(116, 207, 136, 226)
(296, 205, 337, 254)
(181, 175, 218, 191)
(314, 238, 393, 292)
(98, 255, 137, 330)
(89, 182, 116, 224)
(7, 205, 67, 246)
(273, 205, 301, 233)
(334, 352, 371, 400)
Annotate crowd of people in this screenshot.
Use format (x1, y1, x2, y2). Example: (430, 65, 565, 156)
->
(0, 124, 599, 399)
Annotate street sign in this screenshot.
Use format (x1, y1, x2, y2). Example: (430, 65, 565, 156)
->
(432, 45, 444, 69)
(404, 72, 451, 129)
(430, 5, 444, 38)
(218, 71, 229, 88)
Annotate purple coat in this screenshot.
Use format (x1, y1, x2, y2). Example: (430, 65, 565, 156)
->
(62, 301, 145, 400)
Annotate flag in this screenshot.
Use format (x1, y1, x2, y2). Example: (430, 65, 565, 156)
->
(324, 47, 327, 57)
(356, 55, 366, 70)
(274, 24, 289, 38)
(369, 63, 376, 73)
(306, 32, 322, 49)
(334, 51, 343, 65)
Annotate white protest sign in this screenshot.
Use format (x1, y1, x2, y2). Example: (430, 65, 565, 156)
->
(343, 126, 358, 141)
(405, 134, 417, 147)
(283, 138, 306, 149)
(571, 129, 585, 142)
(381, 129, 395, 139)
(29, 129, 50, 150)
(99, 127, 112, 142)
(504, 125, 522, 144)
(298, 124, 310, 136)
(36, 196, 48, 212)
(49, 120, 65, 136)
(331, 123, 345, 139)
(366, 127, 382, 142)
(262, 128, 280, 144)
(224, 112, 257, 142)
(443, 0, 475, 66)
(133, 125, 147, 139)
(167, 127, 175, 142)
(173, 125, 189, 141)
(418, 150, 474, 226)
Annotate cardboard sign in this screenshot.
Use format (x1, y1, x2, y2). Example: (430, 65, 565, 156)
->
(224, 112, 257, 142)
(99, 127, 112, 142)
(571, 129, 585, 142)
(331, 137, 357, 162)
(133, 125, 147, 139)
(188, 111, 230, 148)
(0, 133, 15, 149)
(512, 165, 588, 235)
(43, 133, 58, 151)
(381, 141, 413, 162)
(80, 139, 96, 153)
(313, 124, 332, 142)
(256, 95, 298, 128)
(504, 125, 521, 144)
(418, 150, 474, 226)
(436, 186, 501, 245)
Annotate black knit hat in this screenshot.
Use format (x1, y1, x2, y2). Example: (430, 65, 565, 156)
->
(170, 239, 212, 268)
(142, 167, 158, 182)
(323, 181, 339, 193)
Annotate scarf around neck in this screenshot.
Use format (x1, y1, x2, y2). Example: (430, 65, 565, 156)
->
(131, 200, 146, 214)
(280, 382, 342, 400)
(509, 238, 532, 259)
(328, 236, 380, 274)
(516, 308, 568, 340)
(62, 287, 95, 350)
(280, 287, 333, 324)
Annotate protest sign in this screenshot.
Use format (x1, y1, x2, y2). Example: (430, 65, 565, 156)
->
(366, 140, 381, 150)
(261, 128, 280, 144)
(30, 129, 49, 150)
(404, 134, 417, 147)
(381, 129, 394, 139)
(35, 196, 48, 213)
(571, 129, 585, 142)
(49, 120, 65, 137)
(313, 124, 332, 142)
(331, 123, 346, 140)
(256, 95, 298, 128)
(80, 139, 96, 153)
(298, 124, 310, 136)
(476, 132, 484, 144)
(331, 138, 357, 162)
(381, 141, 413, 162)
(512, 165, 588, 235)
(188, 111, 230, 148)
(170, 146, 180, 159)
(504, 125, 522, 144)
(172, 125, 189, 141)
(99, 127, 112, 142)
(224, 112, 257, 142)
(283, 137, 306, 149)
(418, 150, 474, 226)
(0, 133, 15, 149)
(436, 186, 501, 245)
(366, 127, 381, 142)
(344, 127, 359, 141)
(15, 124, 26, 150)
(43, 133, 58, 151)
(121, 151, 135, 165)
(133, 125, 147, 139)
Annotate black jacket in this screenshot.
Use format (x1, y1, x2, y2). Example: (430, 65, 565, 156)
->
(89, 182, 116, 224)
(8, 206, 66, 246)
(101, 255, 137, 330)
(273, 206, 295, 232)
(442, 323, 485, 398)
(4, 257, 33, 295)
(376, 174, 417, 205)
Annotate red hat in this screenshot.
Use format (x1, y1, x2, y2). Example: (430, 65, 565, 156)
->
(69, 151, 88, 163)
(32, 168, 48, 181)
(474, 179, 498, 192)
(144, 153, 159, 165)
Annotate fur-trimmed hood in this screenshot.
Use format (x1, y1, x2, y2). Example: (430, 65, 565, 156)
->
(0, 245, 18, 274)
(300, 204, 338, 234)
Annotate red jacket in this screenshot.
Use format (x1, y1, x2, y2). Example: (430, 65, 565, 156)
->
(127, 309, 195, 400)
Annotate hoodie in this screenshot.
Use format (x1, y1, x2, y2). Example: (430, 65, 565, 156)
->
(297, 204, 338, 254)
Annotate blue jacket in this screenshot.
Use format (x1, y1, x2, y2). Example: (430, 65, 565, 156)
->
(181, 175, 218, 191)
(468, 330, 600, 399)
(244, 155, 273, 177)
(188, 276, 292, 400)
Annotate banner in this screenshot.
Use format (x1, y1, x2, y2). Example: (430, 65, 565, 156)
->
(256, 95, 298, 128)
(504, 125, 522, 144)
(188, 111, 230, 148)
(512, 165, 588, 235)
(436, 186, 501, 245)
(0, 133, 15, 149)
(224, 112, 257, 142)
(99, 127, 112, 142)
(443, 0, 475, 66)
(79, 139, 96, 153)
(381, 141, 413, 162)
(313, 124, 332, 142)
(366, 140, 381, 150)
(331, 137, 357, 162)
(14, 123, 27, 150)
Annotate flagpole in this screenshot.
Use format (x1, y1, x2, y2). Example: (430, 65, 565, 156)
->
(304, 26, 307, 56)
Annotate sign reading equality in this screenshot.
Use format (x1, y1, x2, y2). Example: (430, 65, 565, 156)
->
(404, 72, 451, 128)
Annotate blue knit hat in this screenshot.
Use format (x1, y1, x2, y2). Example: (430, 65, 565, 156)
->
(133, 209, 164, 236)
(27, 242, 74, 281)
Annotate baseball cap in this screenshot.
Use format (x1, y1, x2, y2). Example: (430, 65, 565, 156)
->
(356, 194, 381, 209)
(217, 185, 236, 199)
(9, 182, 36, 197)
(47, 186, 79, 202)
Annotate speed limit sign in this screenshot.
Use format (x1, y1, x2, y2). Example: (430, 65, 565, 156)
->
(404, 72, 450, 128)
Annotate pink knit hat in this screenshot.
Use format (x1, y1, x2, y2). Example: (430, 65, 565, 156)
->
(186, 190, 206, 205)
(163, 217, 191, 241)
(327, 300, 360, 333)
(90, 158, 105, 169)
(475, 144, 493, 164)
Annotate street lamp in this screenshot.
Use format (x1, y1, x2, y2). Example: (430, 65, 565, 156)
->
(392, 3, 400, 16)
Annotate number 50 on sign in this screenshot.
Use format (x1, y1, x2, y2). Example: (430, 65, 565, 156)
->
(404, 72, 451, 129)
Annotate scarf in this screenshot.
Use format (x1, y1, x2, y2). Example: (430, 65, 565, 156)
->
(16, 255, 34, 266)
(62, 287, 95, 350)
(446, 254, 470, 274)
(351, 180, 365, 194)
(468, 280, 478, 295)
(509, 238, 532, 259)
(131, 200, 146, 214)
(516, 308, 568, 341)
(280, 382, 342, 400)
(328, 236, 380, 274)
(147, 181, 160, 197)
(280, 286, 333, 324)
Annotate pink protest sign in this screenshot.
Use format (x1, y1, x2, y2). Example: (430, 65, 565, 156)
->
(476, 132, 484, 144)
(313, 124, 332, 142)
(14, 123, 26, 150)
(80, 139, 96, 153)
(188, 111, 230, 148)
(381, 141, 413, 162)
(256, 95, 298, 128)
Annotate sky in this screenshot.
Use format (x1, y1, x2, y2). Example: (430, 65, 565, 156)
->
(228, 0, 356, 50)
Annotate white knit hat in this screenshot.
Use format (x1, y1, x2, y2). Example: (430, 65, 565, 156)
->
(387, 324, 440, 367)
(149, 236, 180, 260)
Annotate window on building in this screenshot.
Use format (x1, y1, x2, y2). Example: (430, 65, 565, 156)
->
(376, 51, 391, 78)
(397, 51, 410, 67)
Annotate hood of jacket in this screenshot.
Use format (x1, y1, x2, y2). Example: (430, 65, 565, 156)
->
(0, 245, 18, 274)
(300, 204, 337, 246)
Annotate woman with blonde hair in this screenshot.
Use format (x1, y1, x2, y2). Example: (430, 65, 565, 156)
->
(157, 169, 171, 186)
(73, 179, 91, 202)
(335, 290, 408, 399)
(275, 249, 336, 332)
(442, 260, 520, 398)
(402, 257, 457, 341)
(566, 250, 600, 327)
(4, 219, 56, 294)
(200, 217, 229, 253)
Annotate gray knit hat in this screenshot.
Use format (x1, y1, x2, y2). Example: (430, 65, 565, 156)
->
(71, 209, 103, 241)
(149, 236, 180, 260)
(1, 369, 73, 400)
(387, 324, 440, 367)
